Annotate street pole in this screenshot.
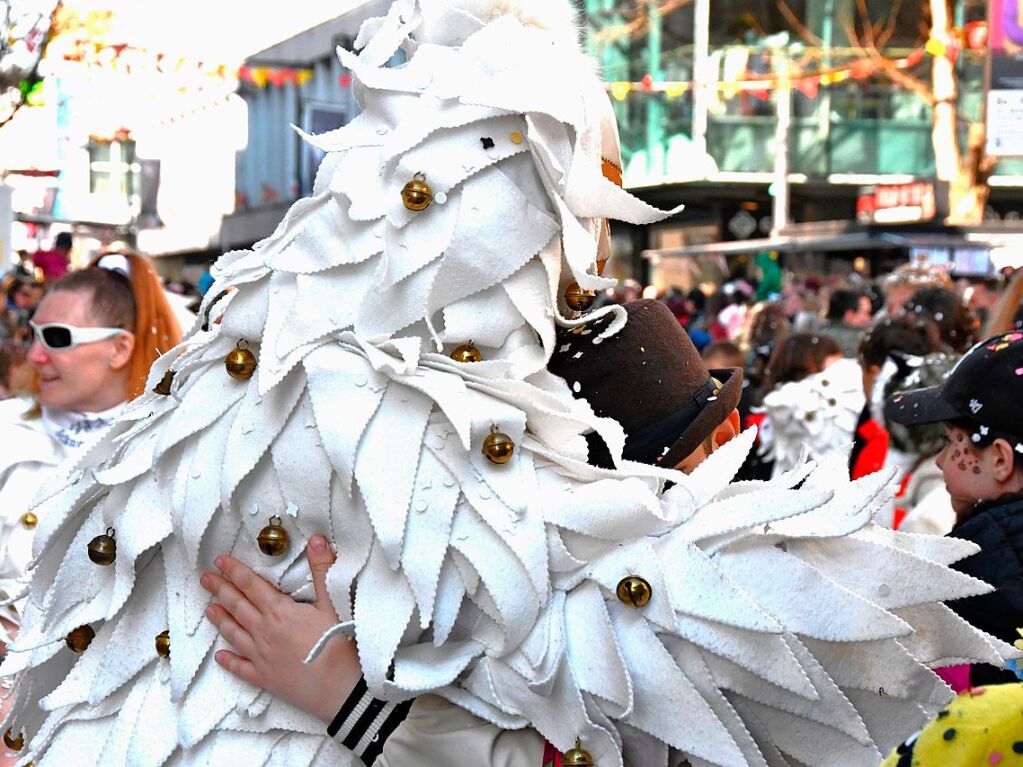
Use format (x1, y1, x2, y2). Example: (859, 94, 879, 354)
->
(646, 0, 664, 177)
(771, 56, 792, 237)
(0, 182, 12, 273)
(692, 0, 710, 165)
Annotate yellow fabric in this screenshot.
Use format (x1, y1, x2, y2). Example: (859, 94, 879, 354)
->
(880, 684, 1023, 766)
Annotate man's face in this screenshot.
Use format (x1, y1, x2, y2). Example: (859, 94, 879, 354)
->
(845, 296, 873, 328)
(934, 425, 1004, 520)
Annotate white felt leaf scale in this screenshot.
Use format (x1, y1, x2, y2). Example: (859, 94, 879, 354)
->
(2, 2, 1016, 766)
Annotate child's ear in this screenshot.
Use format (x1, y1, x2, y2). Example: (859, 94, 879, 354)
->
(990, 438, 1020, 483)
(714, 409, 742, 448)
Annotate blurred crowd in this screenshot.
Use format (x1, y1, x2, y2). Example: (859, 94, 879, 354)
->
(599, 259, 1023, 537)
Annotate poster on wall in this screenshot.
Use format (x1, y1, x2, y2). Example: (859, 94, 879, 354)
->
(988, 0, 1023, 155)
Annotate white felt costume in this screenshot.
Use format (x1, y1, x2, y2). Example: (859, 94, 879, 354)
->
(2, 2, 1017, 766)
(761, 358, 866, 478)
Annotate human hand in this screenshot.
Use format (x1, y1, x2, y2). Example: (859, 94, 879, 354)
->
(200, 534, 362, 725)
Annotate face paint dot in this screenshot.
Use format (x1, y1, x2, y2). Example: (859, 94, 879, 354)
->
(973, 466, 981, 475)
(944, 728, 957, 741)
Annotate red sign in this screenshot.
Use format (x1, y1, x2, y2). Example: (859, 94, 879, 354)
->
(856, 182, 944, 224)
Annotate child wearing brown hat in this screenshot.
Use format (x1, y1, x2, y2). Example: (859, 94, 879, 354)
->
(886, 330, 1023, 685)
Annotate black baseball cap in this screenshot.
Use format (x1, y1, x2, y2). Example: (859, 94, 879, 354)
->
(884, 331, 1023, 437)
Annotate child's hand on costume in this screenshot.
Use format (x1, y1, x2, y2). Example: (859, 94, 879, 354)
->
(200, 534, 361, 725)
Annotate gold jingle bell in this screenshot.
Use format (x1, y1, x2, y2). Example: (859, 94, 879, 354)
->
(616, 575, 652, 608)
(401, 172, 432, 211)
(3, 728, 24, 751)
(153, 368, 175, 396)
(155, 630, 171, 659)
(564, 282, 596, 312)
(564, 740, 595, 767)
(19, 512, 37, 529)
(225, 340, 257, 381)
(87, 528, 117, 566)
(482, 424, 515, 465)
(257, 516, 289, 557)
(65, 624, 95, 653)
(451, 342, 482, 363)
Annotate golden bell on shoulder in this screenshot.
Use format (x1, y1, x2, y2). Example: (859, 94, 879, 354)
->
(563, 740, 594, 767)
(616, 575, 652, 608)
(401, 172, 432, 211)
(65, 624, 95, 653)
(155, 630, 171, 659)
(19, 512, 37, 529)
(3, 728, 24, 751)
(564, 282, 596, 312)
(257, 516, 289, 557)
(451, 342, 482, 363)
(482, 424, 515, 465)
(87, 527, 117, 566)
(225, 340, 257, 381)
(153, 368, 175, 396)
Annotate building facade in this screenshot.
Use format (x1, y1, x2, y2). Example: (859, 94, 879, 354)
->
(585, 0, 1023, 287)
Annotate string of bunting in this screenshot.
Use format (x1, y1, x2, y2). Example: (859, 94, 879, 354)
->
(603, 43, 954, 100)
(58, 39, 315, 88)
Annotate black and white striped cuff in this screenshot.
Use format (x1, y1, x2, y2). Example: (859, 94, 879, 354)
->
(327, 677, 414, 765)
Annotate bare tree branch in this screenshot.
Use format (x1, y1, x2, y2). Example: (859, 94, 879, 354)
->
(775, 0, 824, 46)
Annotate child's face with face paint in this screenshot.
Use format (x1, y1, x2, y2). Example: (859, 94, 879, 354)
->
(935, 425, 1009, 521)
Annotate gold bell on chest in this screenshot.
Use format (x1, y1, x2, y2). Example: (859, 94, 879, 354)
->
(153, 368, 175, 396)
(451, 341, 482, 363)
(65, 625, 95, 653)
(482, 424, 515, 465)
(401, 172, 432, 211)
(155, 630, 171, 659)
(19, 512, 37, 529)
(564, 282, 596, 312)
(87, 528, 117, 566)
(616, 575, 652, 608)
(225, 340, 257, 381)
(257, 516, 289, 556)
(564, 739, 595, 766)
(3, 728, 24, 750)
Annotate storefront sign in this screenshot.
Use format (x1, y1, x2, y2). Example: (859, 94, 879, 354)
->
(987, 0, 1023, 155)
(856, 181, 946, 224)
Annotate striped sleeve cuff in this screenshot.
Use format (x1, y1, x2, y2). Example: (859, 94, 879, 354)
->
(327, 677, 414, 765)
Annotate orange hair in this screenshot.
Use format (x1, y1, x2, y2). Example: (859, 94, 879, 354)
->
(86, 253, 182, 399)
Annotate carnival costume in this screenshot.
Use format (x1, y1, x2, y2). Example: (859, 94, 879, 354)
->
(1, 2, 1016, 765)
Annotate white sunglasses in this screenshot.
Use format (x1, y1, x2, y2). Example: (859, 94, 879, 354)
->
(29, 321, 128, 351)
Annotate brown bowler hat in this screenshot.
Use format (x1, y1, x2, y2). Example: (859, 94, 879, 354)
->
(549, 300, 743, 468)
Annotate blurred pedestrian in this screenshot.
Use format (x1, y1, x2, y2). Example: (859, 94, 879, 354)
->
(880, 257, 953, 320)
(886, 330, 1023, 686)
(32, 232, 74, 283)
(966, 277, 1002, 326)
(900, 286, 978, 353)
(859, 317, 954, 532)
(823, 288, 873, 357)
(761, 333, 865, 476)
(0, 253, 181, 634)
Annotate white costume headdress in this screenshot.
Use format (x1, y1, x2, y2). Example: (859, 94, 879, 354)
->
(2, 2, 1016, 766)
